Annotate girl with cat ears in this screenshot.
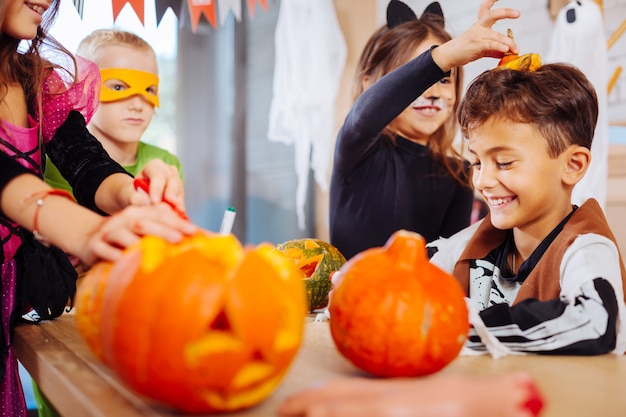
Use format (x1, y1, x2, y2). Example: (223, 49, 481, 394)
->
(329, 0, 519, 260)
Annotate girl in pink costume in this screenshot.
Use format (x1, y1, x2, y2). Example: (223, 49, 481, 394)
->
(0, 1, 194, 414)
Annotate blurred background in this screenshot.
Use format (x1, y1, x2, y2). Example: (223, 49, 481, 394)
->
(48, 0, 626, 250)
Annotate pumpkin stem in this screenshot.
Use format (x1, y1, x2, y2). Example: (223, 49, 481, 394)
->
(503, 28, 515, 57)
(384, 230, 426, 269)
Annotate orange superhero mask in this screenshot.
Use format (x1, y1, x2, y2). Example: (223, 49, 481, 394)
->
(99, 68, 160, 107)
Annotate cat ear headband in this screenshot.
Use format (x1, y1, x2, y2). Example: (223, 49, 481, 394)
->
(361, 1, 446, 69)
(386, 0, 445, 29)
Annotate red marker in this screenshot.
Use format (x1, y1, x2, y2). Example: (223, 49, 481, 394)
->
(133, 177, 189, 220)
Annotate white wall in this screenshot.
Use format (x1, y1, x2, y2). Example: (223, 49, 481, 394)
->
(604, 0, 626, 123)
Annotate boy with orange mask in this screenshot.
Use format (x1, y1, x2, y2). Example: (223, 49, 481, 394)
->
(45, 29, 183, 198)
(37, 29, 184, 417)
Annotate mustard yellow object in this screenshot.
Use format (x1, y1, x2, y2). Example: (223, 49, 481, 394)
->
(99, 68, 160, 107)
(497, 53, 542, 72)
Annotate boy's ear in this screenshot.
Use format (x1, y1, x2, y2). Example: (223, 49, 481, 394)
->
(563, 145, 591, 185)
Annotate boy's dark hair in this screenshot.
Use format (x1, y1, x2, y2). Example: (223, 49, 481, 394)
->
(459, 63, 598, 157)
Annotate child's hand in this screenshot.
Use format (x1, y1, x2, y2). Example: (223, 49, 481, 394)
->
(78, 203, 196, 266)
(432, 0, 520, 72)
(131, 159, 186, 216)
(278, 372, 543, 417)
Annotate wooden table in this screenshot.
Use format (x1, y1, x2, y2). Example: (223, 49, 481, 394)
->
(15, 313, 626, 417)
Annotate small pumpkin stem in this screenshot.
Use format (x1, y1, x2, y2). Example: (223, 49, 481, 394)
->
(384, 230, 427, 269)
(503, 28, 515, 56)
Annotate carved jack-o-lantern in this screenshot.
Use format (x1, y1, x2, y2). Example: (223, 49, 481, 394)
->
(277, 239, 346, 312)
(75, 231, 307, 413)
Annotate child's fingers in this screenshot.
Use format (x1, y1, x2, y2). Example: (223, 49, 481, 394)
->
(476, 0, 520, 29)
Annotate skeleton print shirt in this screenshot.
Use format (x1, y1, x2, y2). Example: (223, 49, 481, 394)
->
(428, 200, 626, 356)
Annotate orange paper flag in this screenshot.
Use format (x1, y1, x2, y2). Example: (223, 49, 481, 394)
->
(111, 0, 145, 24)
(246, 0, 267, 19)
(187, 0, 217, 31)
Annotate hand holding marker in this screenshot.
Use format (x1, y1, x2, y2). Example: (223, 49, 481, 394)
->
(133, 177, 189, 220)
(134, 177, 236, 234)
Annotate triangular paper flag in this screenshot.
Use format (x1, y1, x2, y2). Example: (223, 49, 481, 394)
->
(72, 0, 84, 19)
(155, 0, 183, 26)
(247, 0, 256, 18)
(187, 0, 217, 31)
(217, 0, 242, 25)
(111, 0, 145, 25)
(246, 0, 268, 19)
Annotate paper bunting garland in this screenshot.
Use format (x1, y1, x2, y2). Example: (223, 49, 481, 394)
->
(187, 0, 218, 31)
(71, 0, 85, 19)
(155, 0, 183, 25)
(218, 0, 242, 25)
(111, 0, 145, 24)
(69, 1, 271, 32)
(246, 0, 268, 19)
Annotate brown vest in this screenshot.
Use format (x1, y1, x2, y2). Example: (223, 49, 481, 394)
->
(452, 199, 626, 305)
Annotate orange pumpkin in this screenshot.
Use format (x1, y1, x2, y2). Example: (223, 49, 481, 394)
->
(329, 230, 469, 377)
(75, 231, 307, 413)
(497, 29, 541, 71)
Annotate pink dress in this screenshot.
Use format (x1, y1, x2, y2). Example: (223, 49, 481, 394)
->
(0, 56, 99, 416)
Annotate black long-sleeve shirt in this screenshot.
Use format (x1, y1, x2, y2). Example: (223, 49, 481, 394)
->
(1, 111, 129, 214)
(329, 49, 473, 259)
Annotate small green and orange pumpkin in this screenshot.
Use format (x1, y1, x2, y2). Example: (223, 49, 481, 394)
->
(276, 239, 346, 312)
(75, 231, 307, 413)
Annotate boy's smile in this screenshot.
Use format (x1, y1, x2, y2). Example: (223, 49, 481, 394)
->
(468, 117, 576, 243)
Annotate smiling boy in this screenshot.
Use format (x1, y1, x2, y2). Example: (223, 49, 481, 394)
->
(428, 63, 626, 355)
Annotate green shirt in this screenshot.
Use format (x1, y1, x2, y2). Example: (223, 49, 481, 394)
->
(44, 141, 184, 195)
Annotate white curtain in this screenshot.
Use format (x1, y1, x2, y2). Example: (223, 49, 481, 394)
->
(268, 0, 347, 230)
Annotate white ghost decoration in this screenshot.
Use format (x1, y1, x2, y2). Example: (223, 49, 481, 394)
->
(267, 0, 347, 230)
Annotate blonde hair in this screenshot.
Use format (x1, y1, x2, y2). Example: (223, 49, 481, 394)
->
(76, 29, 155, 67)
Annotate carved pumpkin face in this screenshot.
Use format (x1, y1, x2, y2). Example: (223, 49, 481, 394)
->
(276, 239, 346, 312)
(329, 230, 469, 377)
(75, 231, 307, 413)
